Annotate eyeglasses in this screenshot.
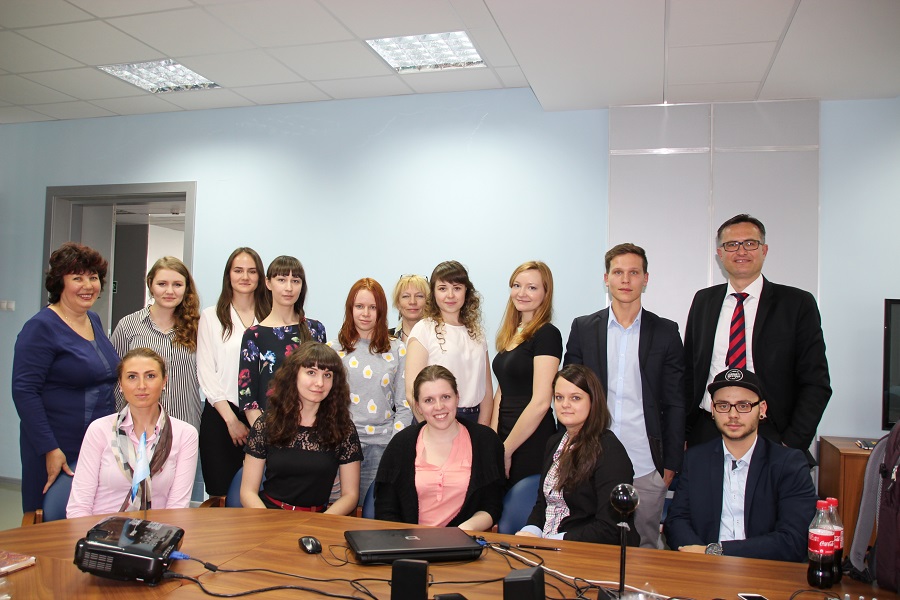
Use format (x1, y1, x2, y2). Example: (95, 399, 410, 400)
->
(712, 400, 761, 413)
(720, 240, 762, 252)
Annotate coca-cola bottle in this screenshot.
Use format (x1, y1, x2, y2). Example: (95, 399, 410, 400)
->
(808, 499, 835, 588)
(826, 497, 844, 584)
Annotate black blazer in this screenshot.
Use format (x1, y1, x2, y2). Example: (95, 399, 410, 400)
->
(663, 435, 818, 562)
(525, 429, 640, 545)
(683, 278, 831, 454)
(564, 308, 687, 474)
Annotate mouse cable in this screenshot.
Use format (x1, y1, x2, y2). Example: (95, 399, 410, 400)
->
(163, 572, 367, 599)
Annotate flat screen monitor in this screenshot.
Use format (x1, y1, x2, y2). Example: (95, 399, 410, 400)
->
(882, 299, 900, 430)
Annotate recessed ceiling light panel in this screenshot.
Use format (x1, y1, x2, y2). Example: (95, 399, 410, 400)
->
(367, 31, 484, 73)
(98, 59, 220, 93)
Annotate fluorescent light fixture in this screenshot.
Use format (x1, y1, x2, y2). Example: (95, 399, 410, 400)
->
(98, 59, 220, 93)
(367, 31, 484, 73)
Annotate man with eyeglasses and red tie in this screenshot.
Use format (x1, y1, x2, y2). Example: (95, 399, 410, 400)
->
(664, 368, 817, 561)
(683, 214, 831, 466)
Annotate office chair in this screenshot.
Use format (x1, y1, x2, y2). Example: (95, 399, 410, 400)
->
(22, 462, 77, 525)
(361, 481, 376, 519)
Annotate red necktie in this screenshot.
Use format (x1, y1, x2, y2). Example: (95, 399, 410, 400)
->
(726, 293, 749, 368)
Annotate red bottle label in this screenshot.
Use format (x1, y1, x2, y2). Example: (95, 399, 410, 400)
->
(808, 528, 835, 555)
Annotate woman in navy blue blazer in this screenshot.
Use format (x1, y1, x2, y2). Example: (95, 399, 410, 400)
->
(12, 243, 119, 512)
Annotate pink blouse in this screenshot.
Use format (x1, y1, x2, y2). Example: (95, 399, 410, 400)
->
(414, 425, 472, 527)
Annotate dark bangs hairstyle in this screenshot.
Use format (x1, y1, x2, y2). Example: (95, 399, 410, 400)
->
(424, 260, 484, 344)
(216, 247, 271, 340)
(554, 364, 612, 493)
(45, 242, 108, 304)
(265, 341, 353, 449)
(338, 278, 391, 354)
(267, 255, 311, 342)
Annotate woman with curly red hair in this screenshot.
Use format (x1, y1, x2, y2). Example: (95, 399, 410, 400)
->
(12, 242, 120, 512)
(110, 256, 202, 429)
(240, 341, 362, 515)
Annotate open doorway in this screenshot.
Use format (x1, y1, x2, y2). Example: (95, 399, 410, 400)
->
(43, 182, 196, 334)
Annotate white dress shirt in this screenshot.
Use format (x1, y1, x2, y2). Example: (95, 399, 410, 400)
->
(719, 436, 758, 542)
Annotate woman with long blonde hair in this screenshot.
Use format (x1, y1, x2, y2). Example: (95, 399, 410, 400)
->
(491, 261, 562, 485)
(110, 256, 202, 428)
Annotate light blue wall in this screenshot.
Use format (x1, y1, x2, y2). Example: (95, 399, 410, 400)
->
(819, 96, 900, 439)
(0, 88, 609, 480)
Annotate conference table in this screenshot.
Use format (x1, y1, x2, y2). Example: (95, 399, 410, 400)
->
(0, 508, 886, 599)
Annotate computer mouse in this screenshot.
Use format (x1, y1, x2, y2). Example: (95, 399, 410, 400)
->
(299, 535, 322, 554)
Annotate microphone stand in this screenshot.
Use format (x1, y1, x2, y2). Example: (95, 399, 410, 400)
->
(608, 483, 639, 599)
(617, 520, 630, 596)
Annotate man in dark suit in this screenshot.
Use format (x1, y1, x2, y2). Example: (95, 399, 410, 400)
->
(565, 243, 686, 548)
(664, 368, 817, 561)
(683, 214, 831, 462)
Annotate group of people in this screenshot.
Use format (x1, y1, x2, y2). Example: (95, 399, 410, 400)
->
(11, 212, 831, 561)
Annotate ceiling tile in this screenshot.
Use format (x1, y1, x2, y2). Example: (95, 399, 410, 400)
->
(402, 67, 501, 94)
(324, 0, 463, 39)
(666, 82, 760, 104)
(314, 76, 413, 100)
(0, 75, 76, 104)
(0, 32, 83, 72)
(233, 82, 330, 104)
(207, 0, 353, 47)
(271, 41, 392, 80)
(668, 0, 795, 46)
(27, 101, 117, 120)
(23, 68, 147, 99)
(468, 26, 516, 67)
(66, 0, 194, 18)
(179, 50, 302, 87)
(0, 105, 56, 123)
(494, 66, 527, 88)
(449, 0, 497, 29)
(159, 87, 255, 110)
(18, 21, 164, 65)
(90, 95, 182, 115)
(0, 0, 92, 28)
(109, 8, 255, 56)
(761, 0, 900, 100)
(668, 42, 776, 85)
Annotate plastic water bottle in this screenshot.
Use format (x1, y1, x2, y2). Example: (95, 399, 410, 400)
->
(807, 499, 835, 588)
(826, 497, 844, 584)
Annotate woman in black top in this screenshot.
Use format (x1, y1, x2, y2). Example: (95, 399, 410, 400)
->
(491, 261, 562, 485)
(241, 342, 361, 514)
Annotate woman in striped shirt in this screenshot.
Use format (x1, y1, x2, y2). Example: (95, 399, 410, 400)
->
(110, 256, 202, 429)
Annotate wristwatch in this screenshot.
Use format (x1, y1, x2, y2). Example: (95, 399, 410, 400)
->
(705, 542, 724, 555)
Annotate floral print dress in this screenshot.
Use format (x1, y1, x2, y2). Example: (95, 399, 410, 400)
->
(237, 320, 326, 413)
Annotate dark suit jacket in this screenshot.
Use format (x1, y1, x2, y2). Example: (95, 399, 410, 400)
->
(525, 429, 640, 545)
(663, 435, 818, 562)
(564, 308, 687, 474)
(683, 278, 831, 454)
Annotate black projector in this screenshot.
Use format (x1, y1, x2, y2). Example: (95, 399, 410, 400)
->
(73, 516, 184, 585)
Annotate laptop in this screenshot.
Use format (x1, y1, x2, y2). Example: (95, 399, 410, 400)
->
(344, 527, 484, 564)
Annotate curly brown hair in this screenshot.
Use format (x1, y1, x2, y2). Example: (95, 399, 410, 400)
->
(424, 261, 483, 348)
(147, 257, 200, 351)
(554, 364, 612, 493)
(265, 341, 353, 449)
(45, 242, 108, 304)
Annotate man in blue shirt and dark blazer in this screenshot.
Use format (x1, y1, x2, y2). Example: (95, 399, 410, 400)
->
(565, 243, 686, 549)
(664, 367, 817, 562)
(683, 214, 831, 465)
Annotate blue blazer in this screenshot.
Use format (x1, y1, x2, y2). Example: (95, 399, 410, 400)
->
(564, 307, 687, 474)
(663, 435, 818, 562)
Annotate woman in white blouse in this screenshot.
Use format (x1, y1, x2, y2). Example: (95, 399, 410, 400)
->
(196, 247, 271, 497)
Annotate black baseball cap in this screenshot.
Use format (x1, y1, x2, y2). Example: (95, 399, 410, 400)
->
(707, 368, 764, 399)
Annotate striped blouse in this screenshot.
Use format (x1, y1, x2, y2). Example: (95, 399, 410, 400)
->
(110, 307, 201, 429)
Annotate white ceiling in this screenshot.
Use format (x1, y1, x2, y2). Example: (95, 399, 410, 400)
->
(0, 0, 898, 124)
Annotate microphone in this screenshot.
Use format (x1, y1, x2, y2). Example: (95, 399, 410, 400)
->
(609, 484, 639, 597)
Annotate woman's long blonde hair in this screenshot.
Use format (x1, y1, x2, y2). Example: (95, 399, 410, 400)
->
(495, 261, 554, 351)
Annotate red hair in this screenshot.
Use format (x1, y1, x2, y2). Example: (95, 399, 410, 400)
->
(338, 278, 391, 354)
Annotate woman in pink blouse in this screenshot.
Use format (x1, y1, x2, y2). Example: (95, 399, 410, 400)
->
(374, 365, 504, 531)
(67, 348, 199, 517)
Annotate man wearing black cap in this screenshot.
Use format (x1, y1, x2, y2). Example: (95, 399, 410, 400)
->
(663, 368, 817, 562)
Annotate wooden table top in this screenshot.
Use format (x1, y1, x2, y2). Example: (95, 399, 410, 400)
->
(0, 508, 887, 599)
